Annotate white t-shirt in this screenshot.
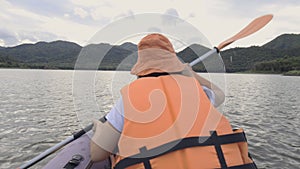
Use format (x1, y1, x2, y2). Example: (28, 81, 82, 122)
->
(106, 86, 216, 132)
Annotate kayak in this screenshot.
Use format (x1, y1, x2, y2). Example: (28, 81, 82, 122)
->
(43, 131, 110, 169)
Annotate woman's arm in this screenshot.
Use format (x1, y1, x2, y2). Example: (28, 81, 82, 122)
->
(90, 120, 120, 162)
(182, 64, 225, 107)
(191, 71, 225, 107)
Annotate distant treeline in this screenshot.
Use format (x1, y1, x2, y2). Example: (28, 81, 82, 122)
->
(0, 34, 300, 75)
(253, 56, 300, 73)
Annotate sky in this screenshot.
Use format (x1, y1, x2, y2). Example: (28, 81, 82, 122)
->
(0, 0, 299, 49)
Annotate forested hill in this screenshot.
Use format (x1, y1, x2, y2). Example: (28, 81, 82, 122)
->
(263, 33, 300, 49)
(0, 33, 299, 73)
(0, 41, 82, 69)
(220, 34, 300, 73)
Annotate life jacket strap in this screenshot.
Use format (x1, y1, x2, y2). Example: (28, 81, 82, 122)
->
(138, 72, 182, 78)
(114, 131, 257, 169)
(227, 163, 258, 169)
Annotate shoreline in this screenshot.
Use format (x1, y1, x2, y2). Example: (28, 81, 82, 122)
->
(1, 67, 299, 76)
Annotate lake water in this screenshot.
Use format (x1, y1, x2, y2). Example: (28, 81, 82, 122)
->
(0, 69, 299, 169)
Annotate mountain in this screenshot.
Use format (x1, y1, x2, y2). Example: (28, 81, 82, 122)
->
(0, 40, 82, 69)
(0, 33, 299, 73)
(177, 44, 211, 72)
(262, 34, 300, 50)
(0, 41, 138, 69)
(220, 34, 300, 72)
(1, 41, 81, 63)
(98, 44, 136, 70)
(119, 42, 137, 52)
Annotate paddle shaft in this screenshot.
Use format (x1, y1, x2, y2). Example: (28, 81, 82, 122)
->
(18, 124, 93, 169)
(189, 47, 218, 67)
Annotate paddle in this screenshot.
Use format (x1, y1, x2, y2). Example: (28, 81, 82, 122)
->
(189, 14, 273, 66)
(18, 14, 273, 169)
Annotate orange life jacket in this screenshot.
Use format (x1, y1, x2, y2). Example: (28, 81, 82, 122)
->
(113, 74, 256, 169)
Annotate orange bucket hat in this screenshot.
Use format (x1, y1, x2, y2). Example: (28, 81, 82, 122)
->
(131, 33, 186, 76)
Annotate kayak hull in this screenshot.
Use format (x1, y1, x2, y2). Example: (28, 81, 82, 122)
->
(43, 131, 110, 169)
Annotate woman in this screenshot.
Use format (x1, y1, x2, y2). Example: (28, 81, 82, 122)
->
(90, 33, 256, 169)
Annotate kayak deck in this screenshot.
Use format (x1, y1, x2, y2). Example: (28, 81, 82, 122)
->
(43, 131, 110, 169)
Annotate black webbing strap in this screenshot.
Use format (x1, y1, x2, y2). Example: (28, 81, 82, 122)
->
(114, 131, 250, 169)
(211, 131, 227, 168)
(139, 147, 152, 169)
(138, 72, 182, 78)
(227, 163, 257, 169)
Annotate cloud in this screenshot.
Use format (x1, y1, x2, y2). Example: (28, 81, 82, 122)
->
(0, 0, 299, 48)
(70, 0, 112, 8)
(18, 31, 61, 43)
(147, 27, 162, 33)
(8, 0, 72, 17)
(7, 0, 113, 26)
(268, 5, 300, 35)
(2, 0, 189, 47)
(0, 39, 4, 46)
(209, 0, 300, 18)
(73, 7, 89, 19)
(0, 28, 62, 46)
(164, 8, 179, 17)
(0, 0, 104, 46)
(90, 6, 113, 21)
(112, 10, 136, 22)
(161, 8, 182, 26)
(0, 1, 63, 46)
(0, 29, 18, 46)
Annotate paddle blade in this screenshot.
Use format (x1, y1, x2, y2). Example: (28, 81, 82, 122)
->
(217, 14, 273, 50)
